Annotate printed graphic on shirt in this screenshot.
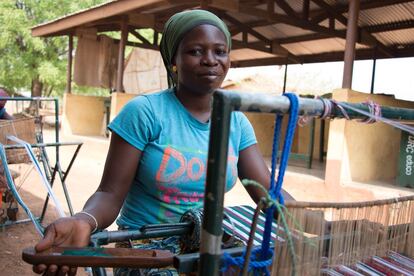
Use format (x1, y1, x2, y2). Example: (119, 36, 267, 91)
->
(155, 144, 238, 220)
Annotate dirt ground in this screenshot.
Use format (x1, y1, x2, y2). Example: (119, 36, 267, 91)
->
(0, 127, 413, 276)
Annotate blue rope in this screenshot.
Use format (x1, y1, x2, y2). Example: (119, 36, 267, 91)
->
(221, 93, 300, 274)
(259, 93, 299, 274)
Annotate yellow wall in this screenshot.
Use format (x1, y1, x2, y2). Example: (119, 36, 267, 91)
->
(110, 92, 137, 122)
(325, 89, 414, 185)
(62, 93, 107, 136)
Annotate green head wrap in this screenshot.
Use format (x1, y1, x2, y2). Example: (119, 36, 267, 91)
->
(160, 9, 232, 88)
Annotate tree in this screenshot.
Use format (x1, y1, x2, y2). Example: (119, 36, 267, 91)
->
(0, 0, 109, 97)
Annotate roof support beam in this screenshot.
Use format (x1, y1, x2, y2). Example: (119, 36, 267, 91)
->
(237, 5, 345, 40)
(342, 0, 359, 89)
(275, 0, 298, 18)
(116, 17, 128, 93)
(215, 9, 301, 62)
(310, 0, 414, 24)
(366, 19, 414, 33)
(312, 0, 394, 57)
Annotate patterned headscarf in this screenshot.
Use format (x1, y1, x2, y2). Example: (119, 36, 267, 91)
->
(159, 9, 232, 88)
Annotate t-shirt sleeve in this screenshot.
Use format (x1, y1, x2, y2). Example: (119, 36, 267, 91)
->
(237, 112, 257, 151)
(108, 96, 155, 151)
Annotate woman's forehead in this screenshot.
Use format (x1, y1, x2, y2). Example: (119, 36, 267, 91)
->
(180, 24, 228, 46)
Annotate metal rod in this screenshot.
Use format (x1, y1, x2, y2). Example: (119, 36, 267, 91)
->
(202, 89, 414, 275)
(216, 89, 414, 121)
(307, 118, 316, 169)
(3, 141, 82, 149)
(91, 222, 192, 247)
(342, 0, 360, 89)
(199, 92, 234, 276)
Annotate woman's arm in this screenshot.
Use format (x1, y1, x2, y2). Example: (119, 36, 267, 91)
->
(79, 132, 142, 229)
(237, 144, 294, 204)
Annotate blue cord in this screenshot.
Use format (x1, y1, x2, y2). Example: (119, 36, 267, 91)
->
(221, 93, 300, 274)
(259, 93, 299, 274)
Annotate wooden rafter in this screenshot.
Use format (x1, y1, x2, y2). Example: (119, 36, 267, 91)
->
(130, 29, 152, 45)
(231, 44, 414, 67)
(275, 0, 298, 18)
(237, 4, 344, 39)
(214, 9, 301, 61)
(310, 0, 414, 24)
(366, 19, 414, 33)
(311, 0, 394, 57)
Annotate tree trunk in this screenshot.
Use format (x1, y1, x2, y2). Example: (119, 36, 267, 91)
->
(31, 78, 43, 98)
(29, 77, 43, 112)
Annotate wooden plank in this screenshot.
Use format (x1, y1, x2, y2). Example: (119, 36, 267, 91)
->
(31, 0, 165, 37)
(210, 0, 239, 12)
(127, 13, 155, 28)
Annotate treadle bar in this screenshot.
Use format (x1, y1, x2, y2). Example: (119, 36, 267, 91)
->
(200, 89, 414, 276)
(90, 222, 192, 247)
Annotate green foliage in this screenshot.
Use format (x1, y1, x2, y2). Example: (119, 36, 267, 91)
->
(0, 0, 110, 97)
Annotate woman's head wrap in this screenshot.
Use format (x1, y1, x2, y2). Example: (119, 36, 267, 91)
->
(159, 9, 232, 87)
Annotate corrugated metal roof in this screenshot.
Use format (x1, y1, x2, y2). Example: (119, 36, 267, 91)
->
(31, 0, 414, 67)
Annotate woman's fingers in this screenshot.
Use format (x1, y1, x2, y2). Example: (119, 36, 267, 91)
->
(35, 224, 57, 252)
(32, 264, 47, 274)
(68, 267, 77, 276)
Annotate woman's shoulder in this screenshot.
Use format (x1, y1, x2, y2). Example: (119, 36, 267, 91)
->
(127, 89, 174, 107)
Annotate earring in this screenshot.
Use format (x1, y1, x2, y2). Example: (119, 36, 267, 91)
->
(172, 65, 177, 73)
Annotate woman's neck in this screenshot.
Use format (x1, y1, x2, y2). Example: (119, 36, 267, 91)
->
(174, 86, 213, 123)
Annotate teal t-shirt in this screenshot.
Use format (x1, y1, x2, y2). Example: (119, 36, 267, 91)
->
(108, 89, 257, 229)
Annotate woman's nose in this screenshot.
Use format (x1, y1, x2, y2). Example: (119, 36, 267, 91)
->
(201, 51, 218, 66)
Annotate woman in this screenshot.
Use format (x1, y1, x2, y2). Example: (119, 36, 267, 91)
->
(33, 10, 293, 276)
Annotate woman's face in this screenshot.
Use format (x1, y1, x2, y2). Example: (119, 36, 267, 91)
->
(173, 24, 230, 94)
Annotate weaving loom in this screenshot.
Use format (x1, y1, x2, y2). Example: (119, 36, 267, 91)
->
(20, 90, 414, 275)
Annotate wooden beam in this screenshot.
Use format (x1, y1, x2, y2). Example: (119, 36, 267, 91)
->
(210, 0, 239, 12)
(130, 29, 151, 45)
(302, 0, 310, 20)
(237, 5, 345, 40)
(231, 46, 413, 68)
(310, 0, 414, 25)
(127, 13, 155, 28)
(116, 17, 128, 92)
(275, 0, 298, 17)
(32, 0, 164, 37)
(366, 19, 414, 33)
(66, 35, 73, 94)
(231, 40, 271, 53)
(217, 11, 271, 44)
(276, 32, 335, 44)
(312, 0, 394, 57)
(342, 0, 359, 89)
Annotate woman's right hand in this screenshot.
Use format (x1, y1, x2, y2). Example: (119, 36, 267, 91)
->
(32, 215, 94, 275)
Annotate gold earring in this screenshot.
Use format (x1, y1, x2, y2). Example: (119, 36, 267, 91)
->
(172, 65, 177, 73)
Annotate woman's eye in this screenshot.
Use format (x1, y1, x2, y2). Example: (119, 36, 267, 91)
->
(216, 49, 228, 56)
(189, 49, 203, 56)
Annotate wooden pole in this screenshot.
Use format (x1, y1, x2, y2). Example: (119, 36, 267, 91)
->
(116, 17, 128, 93)
(342, 0, 360, 89)
(370, 47, 377, 94)
(282, 63, 288, 93)
(66, 34, 73, 94)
